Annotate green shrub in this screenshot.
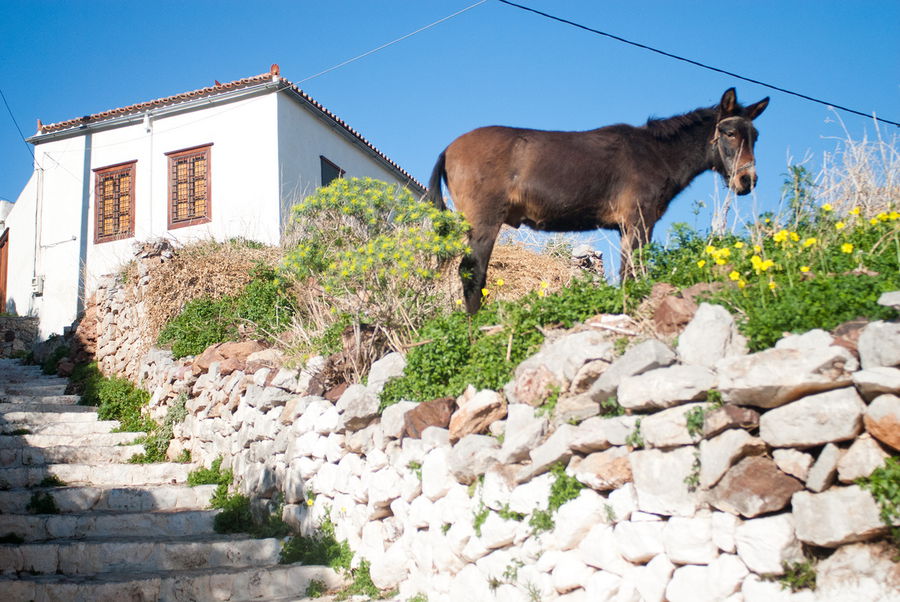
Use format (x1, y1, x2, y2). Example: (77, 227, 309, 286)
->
(857, 457, 900, 525)
(41, 344, 69, 375)
(279, 177, 469, 366)
(188, 457, 232, 487)
(280, 511, 353, 570)
(91, 376, 154, 433)
(380, 277, 642, 408)
(158, 265, 294, 358)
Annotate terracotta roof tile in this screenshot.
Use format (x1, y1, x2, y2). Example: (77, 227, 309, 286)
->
(37, 65, 423, 191)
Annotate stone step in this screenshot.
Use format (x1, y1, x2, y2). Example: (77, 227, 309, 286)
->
(0, 534, 286, 576)
(6, 420, 123, 435)
(0, 509, 218, 543)
(0, 563, 344, 602)
(0, 462, 196, 489)
(2, 394, 81, 405)
(1, 383, 70, 395)
(0, 484, 217, 514)
(0, 432, 145, 449)
(0, 444, 145, 467)
(0, 407, 100, 423)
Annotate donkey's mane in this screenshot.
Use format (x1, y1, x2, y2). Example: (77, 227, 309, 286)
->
(643, 106, 717, 140)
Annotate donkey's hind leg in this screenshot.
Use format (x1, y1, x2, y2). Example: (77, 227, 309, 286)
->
(460, 224, 501, 313)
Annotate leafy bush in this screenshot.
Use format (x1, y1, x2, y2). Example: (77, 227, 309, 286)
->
(187, 457, 232, 487)
(380, 277, 642, 408)
(638, 204, 899, 350)
(157, 265, 294, 358)
(280, 511, 353, 570)
(26, 491, 59, 514)
(41, 344, 69, 375)
(86, 375, 153, 433)
(279, 177, 469, 370)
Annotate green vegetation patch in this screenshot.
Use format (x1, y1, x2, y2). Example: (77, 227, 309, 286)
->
(158, 264, 294, 358)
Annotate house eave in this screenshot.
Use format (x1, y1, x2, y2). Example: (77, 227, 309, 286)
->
(25, 82, 282, 144)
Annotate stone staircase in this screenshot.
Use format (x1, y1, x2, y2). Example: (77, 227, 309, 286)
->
(0, 359, 342, 601)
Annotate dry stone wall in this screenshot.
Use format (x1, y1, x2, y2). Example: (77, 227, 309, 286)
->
(95, 284, 900, 601)
(0, 316, 38, 358)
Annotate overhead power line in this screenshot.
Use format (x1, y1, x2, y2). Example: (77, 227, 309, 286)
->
(296, 0, 489, 85)
(497, 0, 899, 128)
(0, 87, 36, 160)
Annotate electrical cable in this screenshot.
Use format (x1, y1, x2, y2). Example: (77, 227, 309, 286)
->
(497, 0, 899, 128)
(0, 87, 36, 160)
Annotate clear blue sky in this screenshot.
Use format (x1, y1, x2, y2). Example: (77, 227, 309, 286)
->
(2, 1, 898, 257)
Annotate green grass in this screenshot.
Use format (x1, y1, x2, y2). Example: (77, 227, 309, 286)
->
(26, 491, 59, 514)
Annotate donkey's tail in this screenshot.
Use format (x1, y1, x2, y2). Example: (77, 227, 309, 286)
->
(423, 151, 448, 211)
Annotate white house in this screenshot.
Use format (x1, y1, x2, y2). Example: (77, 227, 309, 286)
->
(3, 64, 424, 339)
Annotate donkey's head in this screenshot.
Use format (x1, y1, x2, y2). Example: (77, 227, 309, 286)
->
(710, 88, 769, 195)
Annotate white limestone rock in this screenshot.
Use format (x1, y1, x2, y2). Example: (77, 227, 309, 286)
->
(448, 434, 500, 485)
(421, 447, 452, 501)
(716, 345, 857, 409)
(772, 448, 814, 482)
(711, 511, 739, 554)
(367, 352, 406, 393)
(498, 404, 547, 463)
(570, 415, 640, 451)
(852, 366, 900, 400)
(630, 446, 702, 517)
(525, 423, 579, 479)
(836, 434, 890, 483)
(617, 365, 716, 411)
(641, 402, 710, 448)
(699, 429, 767, 489)
(734, 514, 803, 575)
(551, 551, 595, 594)
(586, 339, 677, 402)
(577, 523, 632, 576)
(805, 443, 843, 493)
(508, 472, 553, 515)
(550, 488, 609, 551)
(666, 554, 748, 602)
(613, 520, 665, 563)
(381, 400, 417, 440)
(815, 541, 900, 602)
(858, 320, 900, 370)
(677, 303, 748, 369)
(792, 486, 890, 547)
(663, 513, 719, 565)
(759, 387, 865, 448)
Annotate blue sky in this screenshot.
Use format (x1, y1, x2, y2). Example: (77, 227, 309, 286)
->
(2, 0, 897, 259)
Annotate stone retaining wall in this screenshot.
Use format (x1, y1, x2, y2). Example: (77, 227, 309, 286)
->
(91, 290, 900, 601)
(0, 316, 38, 358)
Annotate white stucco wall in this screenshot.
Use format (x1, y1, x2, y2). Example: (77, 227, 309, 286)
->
(12, 84, 420, 340)
(276, 92, 419, 229)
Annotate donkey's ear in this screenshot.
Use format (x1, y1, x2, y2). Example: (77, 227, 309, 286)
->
(719, 88, 738, 114)
(746, 97, 770, 120)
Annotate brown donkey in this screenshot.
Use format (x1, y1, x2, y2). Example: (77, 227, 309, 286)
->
(425, 88, 769, 313)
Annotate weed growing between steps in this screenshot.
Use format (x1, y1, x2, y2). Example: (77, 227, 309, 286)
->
(36, 475, 66, 488)
(129, 394, 188, 464)
(26, 491, 59, 514)
(71, 363, 154, 432)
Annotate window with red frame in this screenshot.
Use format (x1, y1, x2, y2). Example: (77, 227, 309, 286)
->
(167, 144, 212, 228)
(94, 161, 136, 243)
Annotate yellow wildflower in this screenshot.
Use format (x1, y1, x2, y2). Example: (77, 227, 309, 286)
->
(789, 231, 800, 242)
(455, 299, 463, 306)
(737, 279, 746, 289)
(705, 245, 717, 255)
(306, 498, 314, 507)
(800, 265, 810, 273)
(870, 218, 879, 225)
(877, 212, 889, 222)
(802, 237, 817, 248)
(773, 230, 789, 243)
(728, 271, 741, 281)
(849, 207, 860, 216)
(822, 203, 833, 212)
(481, 288, 491, 297)
(768, 281, 777, 290)
(753, 245, 762, 253)
(835, 221, 846, 230)
(841, 243, 854, 254)
(734, 241, 745, 249)
(540, 281, 549, 289)
(697, 259, 707, 268)
(495, 278, 505, 287)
